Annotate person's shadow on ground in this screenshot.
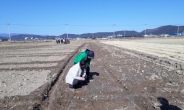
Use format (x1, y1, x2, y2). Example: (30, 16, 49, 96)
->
(89, 72, 99, 80)
(74, 72, 99, 89)
(157, 97, 182, 110)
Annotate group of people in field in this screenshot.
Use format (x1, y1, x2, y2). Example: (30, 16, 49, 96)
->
(56, 38, 70, 44)
(65, 49, 95, 91)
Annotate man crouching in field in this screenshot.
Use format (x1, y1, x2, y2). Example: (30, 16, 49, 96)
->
(65, 60, 86, 92)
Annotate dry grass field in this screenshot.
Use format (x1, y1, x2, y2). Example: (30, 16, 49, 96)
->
(101, 38, 184, 64)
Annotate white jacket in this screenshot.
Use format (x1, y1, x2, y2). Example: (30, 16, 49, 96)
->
(65, 63, 86, 85)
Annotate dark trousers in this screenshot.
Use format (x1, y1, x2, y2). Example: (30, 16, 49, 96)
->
(86, 66, 90, 79)
(69, 79, 79, 88)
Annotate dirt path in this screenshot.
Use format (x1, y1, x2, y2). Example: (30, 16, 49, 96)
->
(39, 42, 184, 110)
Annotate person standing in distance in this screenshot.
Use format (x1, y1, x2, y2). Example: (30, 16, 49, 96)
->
(73, 49, 95, 80)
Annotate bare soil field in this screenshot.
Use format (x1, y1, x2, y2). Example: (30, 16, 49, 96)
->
(0, 38, 184, 110)
(0, 40, 84, 109)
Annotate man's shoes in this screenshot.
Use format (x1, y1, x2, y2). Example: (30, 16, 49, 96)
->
(89, 79, 94, 81)
(68, 87, 75, 92)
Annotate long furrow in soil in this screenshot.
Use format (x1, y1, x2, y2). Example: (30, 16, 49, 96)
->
(39, 42, 142, 110)
(40, 42, 184, 110)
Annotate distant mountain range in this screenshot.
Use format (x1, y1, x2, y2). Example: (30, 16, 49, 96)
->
(141, 25, 184, 35)
(0, 25, 183, 40)
(0, 33, 19, 38)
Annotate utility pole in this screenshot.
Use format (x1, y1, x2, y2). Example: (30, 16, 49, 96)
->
(65, 24, 68, 39)
(177, 24, 180, 36)
(6, 23, 11, 41)
(124, 30, 125, 38)
(144, 24, 147, 37)
(112, 24, 116, 37)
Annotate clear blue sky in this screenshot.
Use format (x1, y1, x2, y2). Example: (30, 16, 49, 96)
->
(0, 0, 183, 35)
